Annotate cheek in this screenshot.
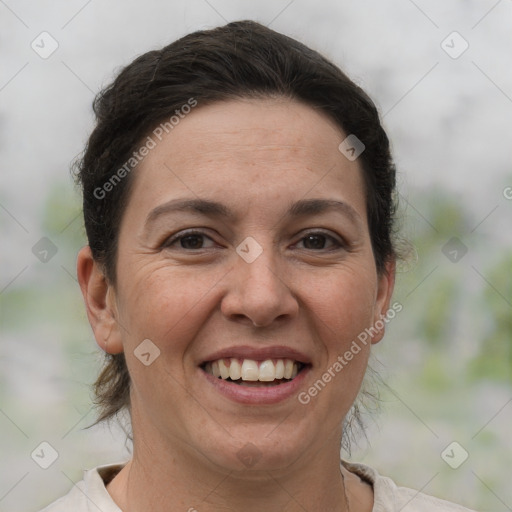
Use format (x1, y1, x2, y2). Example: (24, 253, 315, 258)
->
(294, 268, 377, 428)
(116, 266, 222, 406)
(298, 263, 378, 345)
(117, 263, 222, 352)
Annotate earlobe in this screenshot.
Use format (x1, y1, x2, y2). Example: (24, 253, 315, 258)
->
(371, 259, 396, 345)
(76, 246, 124, 354)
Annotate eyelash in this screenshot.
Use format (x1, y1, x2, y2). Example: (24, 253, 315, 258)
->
(162, 229, 346, 252)
(293, 230, 346, 251)
(162, 229, 219, 250)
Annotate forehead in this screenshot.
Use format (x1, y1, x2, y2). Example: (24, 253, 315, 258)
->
(126, 97, 365, 218)
(160, 98, 343, 169)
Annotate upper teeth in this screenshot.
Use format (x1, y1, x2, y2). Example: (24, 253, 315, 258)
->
(205, 358, 300, 382)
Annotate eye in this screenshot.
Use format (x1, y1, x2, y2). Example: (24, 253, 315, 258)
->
(294, 231, 344, 251)
(163, 230, 217, 250)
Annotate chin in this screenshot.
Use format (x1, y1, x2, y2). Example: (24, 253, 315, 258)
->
(195, 423, 311, 474)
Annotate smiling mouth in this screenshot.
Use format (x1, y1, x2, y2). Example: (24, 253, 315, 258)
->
(202, 358, 308, 387)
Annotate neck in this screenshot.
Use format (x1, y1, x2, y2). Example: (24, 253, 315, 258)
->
(108, 431, 351, 512)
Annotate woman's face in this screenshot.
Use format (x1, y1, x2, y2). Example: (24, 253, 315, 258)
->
(90, 98, 394, 472)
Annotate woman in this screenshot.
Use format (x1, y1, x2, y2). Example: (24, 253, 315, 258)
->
(40, 20, 476, 512)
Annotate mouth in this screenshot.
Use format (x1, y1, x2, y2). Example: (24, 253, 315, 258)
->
(201, 358, 308, 387)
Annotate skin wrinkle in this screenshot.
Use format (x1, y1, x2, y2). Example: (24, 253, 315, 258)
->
(78, 97, 394, 512)
(137, 200, 366, 273)
(143, 198, 363, 234)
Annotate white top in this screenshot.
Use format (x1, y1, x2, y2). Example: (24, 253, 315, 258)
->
(39, 461, 477, 511)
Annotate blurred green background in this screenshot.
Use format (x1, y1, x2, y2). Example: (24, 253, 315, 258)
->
(1, 1, 511, 511)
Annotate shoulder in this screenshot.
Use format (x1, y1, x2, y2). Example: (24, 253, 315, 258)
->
(38, 485, 88, 512)
(343, 461, 478, 512)
(37, 464, 125, 512)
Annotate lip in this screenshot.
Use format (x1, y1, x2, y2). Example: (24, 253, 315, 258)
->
(200, 345, 312, 365)
(200, 364, 311, 405)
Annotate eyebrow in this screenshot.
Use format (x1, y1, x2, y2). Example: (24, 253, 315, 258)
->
(145, 198, 233, 227)
(288, 198, 361, 225)
(144, 197, 361, 228)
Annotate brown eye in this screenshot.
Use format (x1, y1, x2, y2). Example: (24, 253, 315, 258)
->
(163, 230, 217, 250)
(179, 234, 206, 249)
(296, 232, 342, 250)
(302, 234, 329, 249)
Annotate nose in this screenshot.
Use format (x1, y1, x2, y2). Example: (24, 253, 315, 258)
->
(220, 248, 299, 328)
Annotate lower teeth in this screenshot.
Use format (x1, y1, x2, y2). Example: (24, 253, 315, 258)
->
(233, 378, 288, 386)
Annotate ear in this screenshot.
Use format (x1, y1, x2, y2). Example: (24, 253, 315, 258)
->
(76, 246, 124, 354)
(371, 259, 396, 345)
